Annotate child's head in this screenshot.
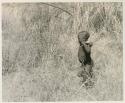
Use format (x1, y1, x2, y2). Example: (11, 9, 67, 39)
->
(78, 31, 90, 45)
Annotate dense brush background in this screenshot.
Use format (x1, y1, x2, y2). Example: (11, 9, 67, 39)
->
(2, 2, 123, 101)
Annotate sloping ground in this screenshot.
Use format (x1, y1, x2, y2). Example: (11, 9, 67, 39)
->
(2, 64, 95, 101)
(2, 34, 123, 101)
(88, 36, 123, 100)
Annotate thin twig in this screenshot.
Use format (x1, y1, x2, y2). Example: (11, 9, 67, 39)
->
(40, 3, 73, 16)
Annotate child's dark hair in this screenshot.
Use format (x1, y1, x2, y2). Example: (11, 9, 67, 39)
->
(78, 31, 90, 45)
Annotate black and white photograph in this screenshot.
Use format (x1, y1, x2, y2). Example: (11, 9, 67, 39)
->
(2, 1, 123, 102)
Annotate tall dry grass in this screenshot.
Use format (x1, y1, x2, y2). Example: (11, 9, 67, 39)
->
(2, 2, 123, 101)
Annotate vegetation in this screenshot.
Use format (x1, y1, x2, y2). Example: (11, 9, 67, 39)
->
(2, 2, 123, 101)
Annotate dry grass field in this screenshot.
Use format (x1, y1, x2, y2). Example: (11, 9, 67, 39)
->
(2, 2, 123, 101)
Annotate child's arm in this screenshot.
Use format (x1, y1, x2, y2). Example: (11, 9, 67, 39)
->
(82, 42, 92, 53)
(85, 42, 93, 47)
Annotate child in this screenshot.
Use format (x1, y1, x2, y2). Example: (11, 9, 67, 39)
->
(77, 31, 93, 81)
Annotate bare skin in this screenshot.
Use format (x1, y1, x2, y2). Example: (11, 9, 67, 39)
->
(78, 31, 94, 82)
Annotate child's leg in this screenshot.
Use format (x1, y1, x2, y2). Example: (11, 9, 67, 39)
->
(81, 59, 85, 67)
(77, 70, 88, 83)
(85, 64, 93, 78)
